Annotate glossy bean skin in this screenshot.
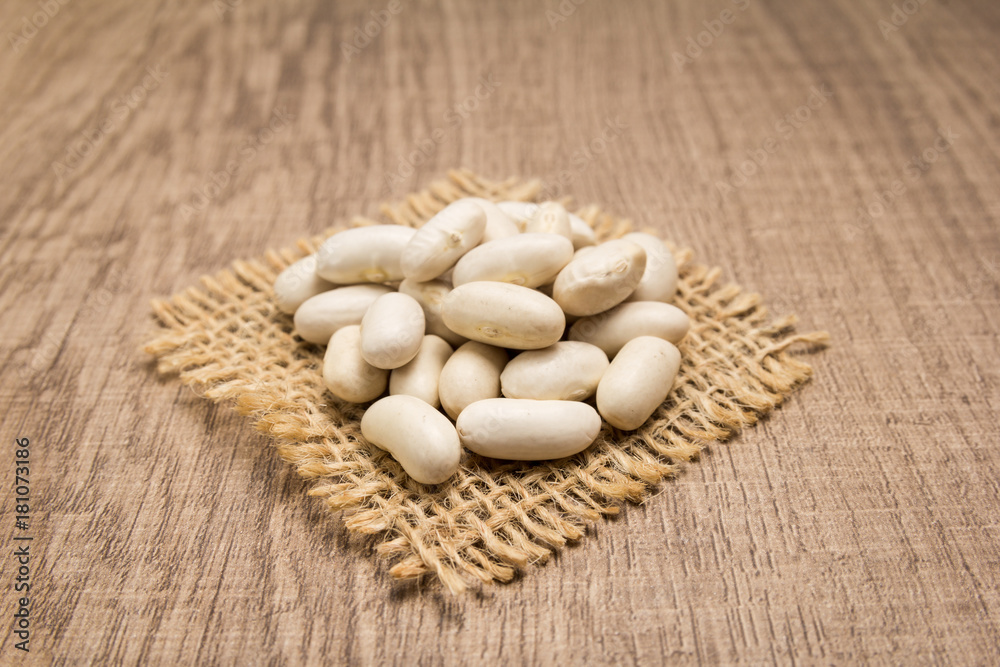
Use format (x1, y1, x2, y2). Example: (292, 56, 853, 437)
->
(401, 200, 486, 282)
(273, 253, 335, 314)
(622, 232, 678, 303)
(451, 233, 574, 288)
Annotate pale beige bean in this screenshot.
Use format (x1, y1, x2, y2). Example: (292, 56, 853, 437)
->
(359, 292, 425, 369)
(552, 239, 647, 316)
(322, 325, 388, 403)
(497, 201, 594, 249)
(462, 197, 520, 243)
(451, 233, 574, 288)
(622, 232, 678, 302)
(568, 214, 597, 249)
(389, 335, 453, 407)
(596, 336, 681, 430)
(361, 395, 461, 484)
(401, 200, 486, 282)
(438, 341, 508, 420)
(315, 225, 416, 284)
(456, 399, 602, 460)
(441, 281, 565, 350)
(293, 284, 393, 344)
(568, 301, 690, 357)
(523, 201, 573, 243)
(273, 254, 335, 314)
(398, 278, 467, 347)
(500, 341, 609, 401)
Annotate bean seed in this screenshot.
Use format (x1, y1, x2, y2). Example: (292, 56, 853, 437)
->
(389, 335, 453, 407)
(438, 341, 508, 420)
(401, 200, 486, 282)
(568, 301, 690, 357)
(359, 292, 426, 369)
(451, 233, 574, 288)
(441, 281, 565, 350)
(294, 284, 393, 344)
(500, 341, 609, 401)
(552, 239, 647, 316)
(361, 395, 461, 484)
(315, 225, 416, 284)
(323, 325, 388, 403)
(596, 336, 681, 430)
(457, 398, 602, 460)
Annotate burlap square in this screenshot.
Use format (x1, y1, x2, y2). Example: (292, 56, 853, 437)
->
(143, 169, 828, 594)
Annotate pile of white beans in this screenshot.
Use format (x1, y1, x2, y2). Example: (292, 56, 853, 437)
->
(274, 198, 690, 484)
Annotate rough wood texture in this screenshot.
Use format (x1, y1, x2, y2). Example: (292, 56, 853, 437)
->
(1, 0, 997, 663)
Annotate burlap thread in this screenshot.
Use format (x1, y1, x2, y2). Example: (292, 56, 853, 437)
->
(143, 169, 829, 594)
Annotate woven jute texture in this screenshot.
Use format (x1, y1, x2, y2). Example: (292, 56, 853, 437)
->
(144, 169, 829, 595)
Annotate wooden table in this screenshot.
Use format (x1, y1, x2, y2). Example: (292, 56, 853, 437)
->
(2, 0, 998, 663)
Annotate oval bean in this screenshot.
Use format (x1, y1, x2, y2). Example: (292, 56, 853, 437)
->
(500, 341, 609, 401)
(398, 278, 467, 347)
(457, 399, 602, 460)
(596, 336, 681, 430)
(401, 200, 486, 282)
(361, 395, 461, 484)
(293, 284, 393, 344)
(568, 301, 690, 357)
(273, 254, 335, 315)
(441, 281, 565, 350)
(389, 335, 453, 407)
(322, 325, 388, 403)
(438, 341, 508, 420)
(462, 197, 520, 243)
(315, 225, 416, 284)
(552, 239, 647, 316)
(451, 233, 574, 288)
(622, 232, 678, 302)
(359, 292, 426, 369)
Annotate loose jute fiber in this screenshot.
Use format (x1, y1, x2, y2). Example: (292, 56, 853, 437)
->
(144, 169, 829, 595)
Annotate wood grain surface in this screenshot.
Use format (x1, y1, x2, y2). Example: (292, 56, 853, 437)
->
(2, 0, 999, 664)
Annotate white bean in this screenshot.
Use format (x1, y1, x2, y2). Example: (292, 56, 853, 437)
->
(597, 336, 681, 430)
(438, 341, 508, 420)
(500, 341, 609, 401)
(401, 200, 486, 282)
(273, 254, 335, 315)
(552, 239, 647, 316)
(622, 232, 678, 302)
(293, 284, 393, 344)
(398, 278, 467, 347)
(323, 325, 388, 403)
(315, 225, 416, 284)
(389, 335, 453, 407)
(359, 292, 426, 369)
(441, 281, 565, 350)
(451, 233, 574, 288)
(361, 395, 461, 484)
(456, 399, 602, 460)
(496, 201, 595, 249)
(461, 197, 520, 243)
(523, 201, 573, 242)
(568, 301, 690, 357)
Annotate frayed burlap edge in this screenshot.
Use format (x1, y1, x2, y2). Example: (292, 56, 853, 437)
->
(143, 168, 829, 595)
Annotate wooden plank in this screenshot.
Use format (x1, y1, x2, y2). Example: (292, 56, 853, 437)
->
(1, 0, 998, 663)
